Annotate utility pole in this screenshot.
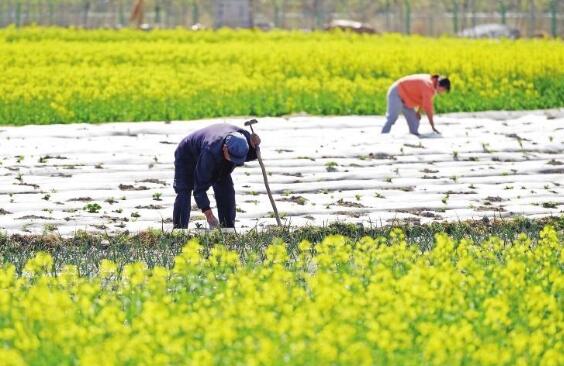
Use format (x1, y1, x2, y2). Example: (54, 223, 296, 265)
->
(528, 0, 536, 37)
(549, 0, 558, 37)
(313, 0, 323, 29)
(404, 0, 411, 34)
(452, 0, 459, 34)
(499, 1, 507, 25)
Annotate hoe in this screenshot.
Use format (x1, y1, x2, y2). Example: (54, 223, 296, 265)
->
(244, 119, 282, 227)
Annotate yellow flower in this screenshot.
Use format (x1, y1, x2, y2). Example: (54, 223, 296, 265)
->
(0, 225, 560, 364)
(99, 259, 118, 279)
(265, 239, 288, 265)
(23, 252, 53, 276)
(122, 262, 147, 287)
(0, 349, 26, 366)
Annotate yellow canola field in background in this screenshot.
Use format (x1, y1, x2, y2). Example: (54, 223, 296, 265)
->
(0, 227, 562, 365)
(0, 27, 563, 125)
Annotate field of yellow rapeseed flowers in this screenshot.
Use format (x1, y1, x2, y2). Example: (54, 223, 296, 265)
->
(0, 27, 563, 125)
(0, 225, 561, 365)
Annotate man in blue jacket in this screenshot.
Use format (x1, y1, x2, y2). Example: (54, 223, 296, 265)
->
(173, 123, 260, 229)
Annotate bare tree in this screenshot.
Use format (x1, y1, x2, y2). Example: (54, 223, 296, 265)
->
(130, 0, 144, 27)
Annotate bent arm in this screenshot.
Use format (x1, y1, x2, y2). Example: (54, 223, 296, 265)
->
(193, 150, 216, 212)
(240, 130, 258, 161)
(422, 92, 439, 132)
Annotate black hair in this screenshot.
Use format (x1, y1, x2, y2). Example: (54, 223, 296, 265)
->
(432, 74, 451, 92)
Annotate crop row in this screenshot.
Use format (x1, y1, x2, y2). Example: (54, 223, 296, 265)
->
(1, 27, 563, 124)
(0, 221, 562, 364)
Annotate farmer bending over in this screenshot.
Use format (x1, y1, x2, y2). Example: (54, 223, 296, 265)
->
(173, 124, 260, 229)
(381, 74, 451, 135)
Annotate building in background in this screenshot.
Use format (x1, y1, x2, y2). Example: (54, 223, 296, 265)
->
(214, 0, 251, 28)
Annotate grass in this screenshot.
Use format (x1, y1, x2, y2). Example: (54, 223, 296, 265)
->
(83, 203, 101, 213)
(325, 161, 338, 172)
(0, 216, 561, 275)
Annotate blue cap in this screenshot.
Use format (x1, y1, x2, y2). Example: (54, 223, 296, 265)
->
(225, 132, 249, 166)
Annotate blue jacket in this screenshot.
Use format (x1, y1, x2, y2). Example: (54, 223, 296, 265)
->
(175, 123, 257, 211)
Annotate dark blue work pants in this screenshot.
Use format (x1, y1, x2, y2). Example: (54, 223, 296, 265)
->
(172, 154, 236, 229)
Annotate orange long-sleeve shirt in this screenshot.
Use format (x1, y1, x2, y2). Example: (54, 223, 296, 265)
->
(397, 74, 436, 116)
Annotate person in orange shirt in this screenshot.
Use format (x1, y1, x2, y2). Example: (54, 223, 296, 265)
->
(381, 74, 450, 136)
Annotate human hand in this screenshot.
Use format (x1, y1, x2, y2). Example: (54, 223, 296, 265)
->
(204, 209, 219, 229)
(416, 112, 421, 120)
(250, 133, 261, 148)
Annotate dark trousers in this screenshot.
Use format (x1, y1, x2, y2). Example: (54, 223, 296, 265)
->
(173, 155, 236, 229)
